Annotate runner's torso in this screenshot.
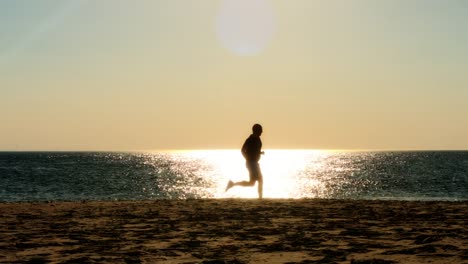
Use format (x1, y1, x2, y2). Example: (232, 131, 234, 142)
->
(242, 135, 262, 162)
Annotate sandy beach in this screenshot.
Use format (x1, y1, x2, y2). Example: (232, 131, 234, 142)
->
(0, 199, 467, 264)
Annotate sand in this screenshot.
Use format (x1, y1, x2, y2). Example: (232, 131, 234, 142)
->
(0, 199, 467, 264)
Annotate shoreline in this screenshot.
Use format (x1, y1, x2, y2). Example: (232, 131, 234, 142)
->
(1, 196, 467, 203)
(1, 199, 467, 263)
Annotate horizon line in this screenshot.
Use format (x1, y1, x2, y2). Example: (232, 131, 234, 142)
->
(1, 148, 468, 153)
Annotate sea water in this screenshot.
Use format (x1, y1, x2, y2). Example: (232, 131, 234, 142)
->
(0, 150, 467, 202)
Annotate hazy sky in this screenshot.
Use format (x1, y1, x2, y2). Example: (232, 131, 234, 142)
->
(1, 0, 468, 151)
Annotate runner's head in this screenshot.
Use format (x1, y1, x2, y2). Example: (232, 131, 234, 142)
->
(252, 124, 263, 136)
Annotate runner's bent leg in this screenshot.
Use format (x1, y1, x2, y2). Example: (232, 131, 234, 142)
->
(234, 180, 255, 187)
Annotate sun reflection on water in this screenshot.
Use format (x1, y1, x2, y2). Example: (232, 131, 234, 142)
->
(171, 149, 330, 199)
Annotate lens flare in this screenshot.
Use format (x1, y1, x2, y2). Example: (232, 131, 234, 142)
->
(215, 0, 275, 56)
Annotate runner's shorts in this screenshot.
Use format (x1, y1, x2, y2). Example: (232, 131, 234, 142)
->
(246, 161, 262, 182)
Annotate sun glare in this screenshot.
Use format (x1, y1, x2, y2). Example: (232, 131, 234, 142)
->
(183, 150, 325, 199)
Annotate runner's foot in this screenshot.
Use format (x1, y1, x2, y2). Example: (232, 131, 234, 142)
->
(225, 180, 234, 192)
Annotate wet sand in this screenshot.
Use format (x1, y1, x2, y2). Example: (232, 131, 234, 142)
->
(1, 199, 467, 264)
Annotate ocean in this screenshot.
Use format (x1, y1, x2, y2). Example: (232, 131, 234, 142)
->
(0, 150, 467, 202)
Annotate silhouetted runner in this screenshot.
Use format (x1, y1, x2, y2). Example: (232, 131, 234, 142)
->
(225, 124, 264, 199)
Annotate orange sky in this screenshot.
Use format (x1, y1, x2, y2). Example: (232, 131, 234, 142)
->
(1, 0, 468, 151)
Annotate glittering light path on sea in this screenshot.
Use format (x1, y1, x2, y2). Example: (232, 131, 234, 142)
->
(151, 150, 468, 201)
(162, 150, 336, 199)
